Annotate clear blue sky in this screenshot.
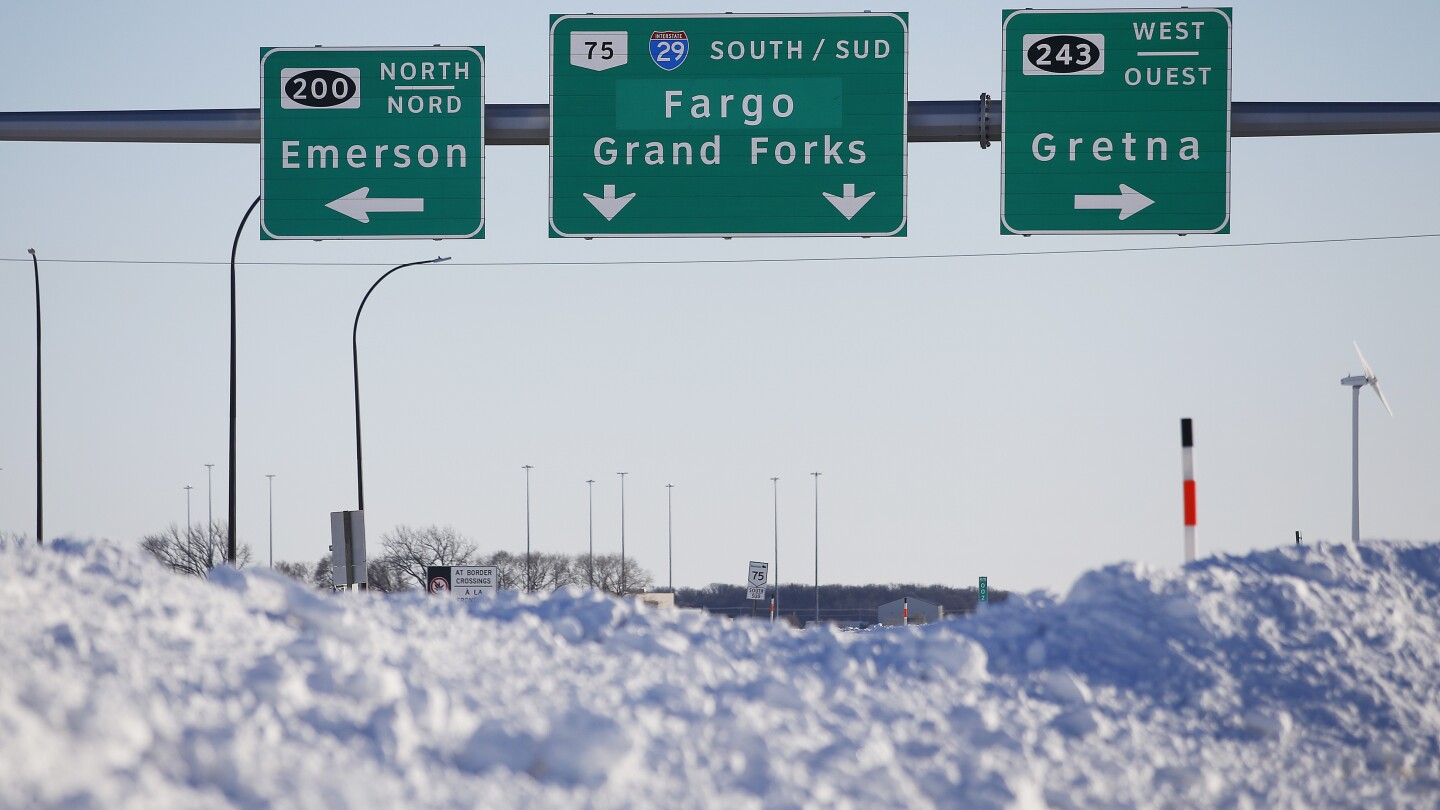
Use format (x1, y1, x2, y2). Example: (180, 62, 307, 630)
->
(3, 0, 1438, 594)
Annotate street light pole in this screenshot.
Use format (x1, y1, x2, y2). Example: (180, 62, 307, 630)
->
(617, 472, 628, 593)
(205, 463, 214, 551)
(772, 476, 780, 621)
(28, 249, 41, 546)
(184, 485, 193, 543)
(351, 256, 451, 512)
(228, 195, 259, 566)
(523, 465, 534, 592)
(586, 479, 595, 588)
(666, 483, 674, 592)
(812, 471, 821, 627)
(266, 474, 275, 569)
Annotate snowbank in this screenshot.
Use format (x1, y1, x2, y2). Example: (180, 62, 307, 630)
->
(1, 538, 1438, 808)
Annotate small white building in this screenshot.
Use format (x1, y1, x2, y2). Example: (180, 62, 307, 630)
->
(877, 597, 944, 626)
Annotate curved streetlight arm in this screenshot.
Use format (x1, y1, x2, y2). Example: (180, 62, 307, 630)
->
(352, 256, 450, 511)
(228, 195, 260, 565)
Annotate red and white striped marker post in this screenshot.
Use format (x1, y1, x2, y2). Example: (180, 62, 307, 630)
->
(903, 597, 909, 627)
(1181, 418, 1197, 562)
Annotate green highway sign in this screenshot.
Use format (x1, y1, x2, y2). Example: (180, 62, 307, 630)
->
(1001, 9, 1231, 235)
(549, 13, 908, 238)
(979, 576, 988, 603)
(261, 46, 485, 239)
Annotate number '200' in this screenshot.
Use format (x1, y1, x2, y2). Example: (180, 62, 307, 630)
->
(284, 70, 357, 107)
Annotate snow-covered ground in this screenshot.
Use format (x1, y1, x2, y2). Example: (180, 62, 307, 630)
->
(2, 538, 1439, 808)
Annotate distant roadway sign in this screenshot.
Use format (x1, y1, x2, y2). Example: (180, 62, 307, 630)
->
(746, 561, 770, 601)
(261, 46, 485, 239)
(1001, 8, 1231, 234)
(427, 565, 498, 600)
(549, 13, 908, 237)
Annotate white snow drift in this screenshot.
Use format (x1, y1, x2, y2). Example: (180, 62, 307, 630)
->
(2, 538, 1439, 808)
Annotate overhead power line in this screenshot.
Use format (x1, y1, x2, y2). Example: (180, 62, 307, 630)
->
(2, 232, 1438, 268)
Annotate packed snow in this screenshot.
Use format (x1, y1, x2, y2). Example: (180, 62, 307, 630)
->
(2, 538, 1439, 808)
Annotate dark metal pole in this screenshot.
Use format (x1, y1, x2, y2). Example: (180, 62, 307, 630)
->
(28, 249, 41, 545)
(352, 256, 451, 512)
(812, 472, 821, 626)
(228, 195, 259, 565)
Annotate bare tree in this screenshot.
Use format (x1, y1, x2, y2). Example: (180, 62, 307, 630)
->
(532, 552, 577, 591)
(311, 556, 334, 590)
(484, 550, 524, 590)
(274, 560, 310, 582)
(141, 522, 253, 576)
(380, 524, 478, 589)
(366, 558, 410, 593)
(589, 553, 652, 596)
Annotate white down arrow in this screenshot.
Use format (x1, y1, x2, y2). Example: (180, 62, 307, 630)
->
(822, 184, 876, 220)
(583, 185, 636, 221)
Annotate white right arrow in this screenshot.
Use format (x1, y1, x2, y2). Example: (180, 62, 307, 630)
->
(583, 185, 636, 221)
(1073, 184, 1155, 221)
(822, 183, 876, 220)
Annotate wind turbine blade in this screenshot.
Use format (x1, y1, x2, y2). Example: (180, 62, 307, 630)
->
(1354, 341, 1377, 382)
(1372, 379, 1394, 417)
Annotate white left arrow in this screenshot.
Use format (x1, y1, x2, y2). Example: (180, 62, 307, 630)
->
(326, 187, 425, 223)
(1073, 184, 1154, 221)
(822, 183, 876, 220)
(583, 185, 636, 221)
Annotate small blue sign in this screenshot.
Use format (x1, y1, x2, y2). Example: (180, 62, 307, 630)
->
(649, 31, 688, 70)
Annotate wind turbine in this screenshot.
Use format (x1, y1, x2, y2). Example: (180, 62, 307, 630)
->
(1340, 342, 1393, 543)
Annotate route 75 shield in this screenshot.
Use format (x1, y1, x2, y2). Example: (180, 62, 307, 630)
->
(746, 561, 769, 600)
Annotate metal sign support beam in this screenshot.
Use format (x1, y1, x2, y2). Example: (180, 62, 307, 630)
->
(4, 101, 1440, 144)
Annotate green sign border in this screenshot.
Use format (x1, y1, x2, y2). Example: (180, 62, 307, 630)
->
(260, 46, 486, 240)
(548, 12, 909, 239)
(1000, 8, 1231, 235)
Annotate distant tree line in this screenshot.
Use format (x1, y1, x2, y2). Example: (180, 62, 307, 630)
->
(139, 523, 1000, 619)
(142, 522, 652, 596)
(675, 582, 1006, 624)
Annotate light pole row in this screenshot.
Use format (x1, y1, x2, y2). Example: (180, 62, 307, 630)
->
(506, 472, 821, 622)
(182, 469, 274, 567)
(519, 471, 676, 596)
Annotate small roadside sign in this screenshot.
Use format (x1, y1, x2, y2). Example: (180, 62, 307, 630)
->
(746, 560, 770, 601)
(427, 565, 498, 601)
(979, 576, 989, 603)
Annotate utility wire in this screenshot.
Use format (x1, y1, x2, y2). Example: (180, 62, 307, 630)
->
(2, 232, 1438, 267)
